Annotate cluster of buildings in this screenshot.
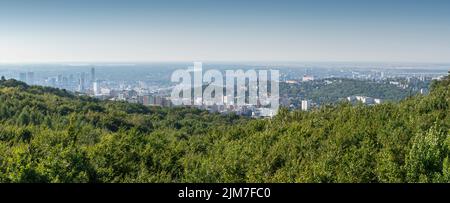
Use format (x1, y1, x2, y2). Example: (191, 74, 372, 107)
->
(19, 72, 35, 85)
(13, 66, 447, 118)
(18, 68, 98, 94)
(346, 96, 382, 105)
(107, 89, 277, 117)
(111, 91, 173, 107)
(284, 74, 315, 84)
(190, 102, 277, 118)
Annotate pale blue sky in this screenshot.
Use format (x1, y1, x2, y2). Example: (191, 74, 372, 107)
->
(1, 0, 450, 63)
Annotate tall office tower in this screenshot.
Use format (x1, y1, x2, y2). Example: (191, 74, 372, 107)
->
(26, 72, 35, 85)
(93, 81, 100, 95)
(19, 73, 27, 82)
(91, 67, 95, 82)
(78, 72, 86, 92)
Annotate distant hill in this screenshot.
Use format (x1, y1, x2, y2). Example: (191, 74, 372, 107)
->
(0, 75, 449, 183)
(281, 78, 425, 104)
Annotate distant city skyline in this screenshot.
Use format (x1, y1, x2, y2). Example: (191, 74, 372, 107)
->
(1, 0, 450, 63)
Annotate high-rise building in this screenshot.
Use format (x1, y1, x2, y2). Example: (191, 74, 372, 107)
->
(155, 96, 163, 106)
(78, 72, 86, 92)
(142, 95, 154, 106)
(91, 67, 95, 82)
(93, 81, 100, 95)
(301, 100, 311, 111)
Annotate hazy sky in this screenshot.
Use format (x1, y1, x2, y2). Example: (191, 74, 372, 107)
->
(1, 0, 450, 63)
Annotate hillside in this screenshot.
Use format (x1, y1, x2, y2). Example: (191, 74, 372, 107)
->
(281, 78, 418, 104)
(0, 76, 449, 183)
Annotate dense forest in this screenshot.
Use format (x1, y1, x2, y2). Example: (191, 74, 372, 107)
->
(0, 74, 449, 183)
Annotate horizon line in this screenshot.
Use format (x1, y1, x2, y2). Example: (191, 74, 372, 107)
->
(1, 60, 450, 65)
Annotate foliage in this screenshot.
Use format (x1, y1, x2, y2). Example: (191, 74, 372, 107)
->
(0, 76, 449, 183)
